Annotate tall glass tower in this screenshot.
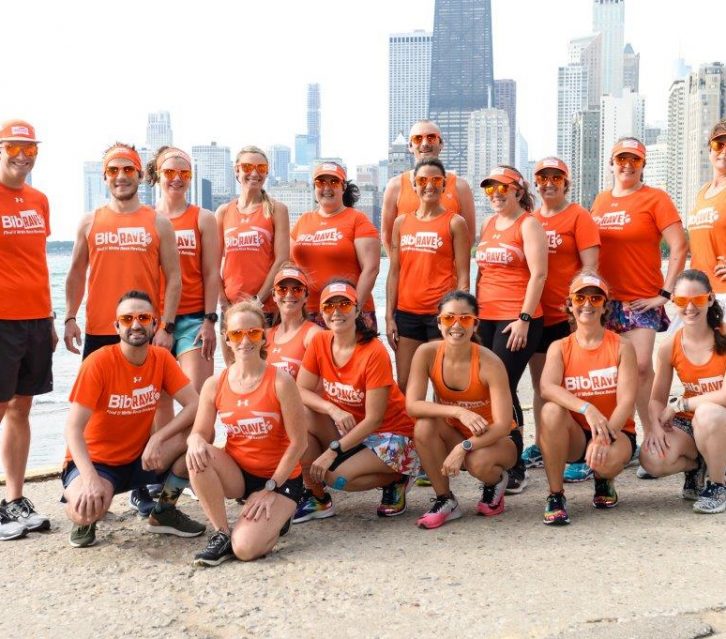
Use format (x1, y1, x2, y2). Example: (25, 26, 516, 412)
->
(428, 0, 494, 176)
(307, 84, 321, 160)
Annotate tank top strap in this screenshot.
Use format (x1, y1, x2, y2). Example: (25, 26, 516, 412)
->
(671, 328, 684, 368)
(468, 343, 481, 389)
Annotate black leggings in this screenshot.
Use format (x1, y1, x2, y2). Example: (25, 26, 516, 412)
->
(477, 317, 544, 428)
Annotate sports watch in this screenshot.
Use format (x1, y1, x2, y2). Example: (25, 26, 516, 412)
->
(204, 312, 219, 324)
(264, 479, 278, 492)
(163, 321, 176, 335)
(329, 440, 342, 454)
(461, 439, 473, 452)
(518, 312, 532, 322)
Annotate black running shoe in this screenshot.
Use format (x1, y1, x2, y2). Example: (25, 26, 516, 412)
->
(193, 531, 234, 567)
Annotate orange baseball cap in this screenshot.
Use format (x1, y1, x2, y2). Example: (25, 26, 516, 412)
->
(313, 162, 347, 182)
(0, 119, 40, 143)
(103, 145, 142, 173)
(273, 267, 308, 288)
(480, 166, 524, 188)
(534, 157, 570, 179)
(320, 282, 358, 305)
(569, 273, 609, 297)
(611, 138, 646, 160)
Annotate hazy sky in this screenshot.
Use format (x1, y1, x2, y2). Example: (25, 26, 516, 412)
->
(7, 0, 723, 239)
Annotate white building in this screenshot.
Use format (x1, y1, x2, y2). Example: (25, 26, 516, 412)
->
(644, 142, 668, 192)
(191, 142, 235, 209)
(592, 0, 624, 98)
(356, 164, 379, 188)
(267, 182, 315, 226)
(83, 161, 106, 212)
(599, 88, 645, 190)
(667, 79, 688, 216)
(146, 111, 173, 150)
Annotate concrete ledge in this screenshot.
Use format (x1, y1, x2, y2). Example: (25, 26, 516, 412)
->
(0, 465, 61, 486)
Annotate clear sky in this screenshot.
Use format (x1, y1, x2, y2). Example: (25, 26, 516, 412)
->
(6, 0, 723, 239)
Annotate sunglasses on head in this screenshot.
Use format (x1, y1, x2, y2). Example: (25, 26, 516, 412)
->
(105, 165, 138, 177)
(314, 176, 343, 188)
(410, 133, 440, 145)
(274, 284, 305, 298)
(2, 143, 38, 158)
(710, 138, 726, 153)
(438, 313, 477, 328)
(535, 174, 565, 186)
(415, 175, 444, 188)
(116, 313, 155, 327)
(570, 293, 606, 307)
(226, 327, 265, 343)
(320, 299, 355, 315)
(161, 168, 192, 181)
(673, 294, 710, 308)
(484, 183, 512, 196)
(613, 154, 644, 168)
(237, 163, 269, 175)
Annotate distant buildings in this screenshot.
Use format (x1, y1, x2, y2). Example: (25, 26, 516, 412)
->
(593, 0, 624, 98)
(623, 43, 640, 92)
(268, 145, 291, 184)
(599, 88, 646, 190)
(494, 79, 517, 165)
(667, 79, 688, 214)
(191, 142, 235, 210)
(387, 132, 413, 178)
(83, 161, 106, 212)
(146, 111, 173, 150)
(307, 84, 321, 160)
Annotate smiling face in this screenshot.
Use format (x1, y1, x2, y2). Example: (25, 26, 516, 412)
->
(672, 278, 713, 327)
(437, 298, 478, 344)
(235, 152, 268, 193)
(0, 141, 37, 185)
(408, 121, 443, 162)
(225, 310, 266, 361)
(115, 297, 157, 347)
(710, 135, 726, 177)
(314, 173, 345, 212)
(320, 295, 358, 334)
(612, 153, 644, 190)
(535, 169, 567, 207)
(273, 277, 307, 317)
(569, 286, 607, 327)
(413, 164, 445, 205)
(159, 156, 192, 198)
(485, 180, 520, 216)
(105, 158, 140, 202)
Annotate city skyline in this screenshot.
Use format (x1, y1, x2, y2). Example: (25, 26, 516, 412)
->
(7, 0, 725, 239)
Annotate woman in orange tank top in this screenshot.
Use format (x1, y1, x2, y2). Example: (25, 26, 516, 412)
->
(641, 269, 726, 514)
(186, 301, 307, 565)
(266, 263, 321, 379)
(540, 272, 638, 525)
(386, 158, 470, 391)
(406, 291, 518, 529)
(216, 146, 290, 365)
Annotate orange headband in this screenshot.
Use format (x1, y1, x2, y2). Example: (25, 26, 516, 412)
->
(103, 146, 142, 173)
(156, 147, 192, 170)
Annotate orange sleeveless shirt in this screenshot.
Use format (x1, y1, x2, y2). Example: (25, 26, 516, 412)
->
(670, 328, 726, 420)
(561, 330, 635, 433)
(267, 321, 318, 379)
(687, 185, 726, 294)
(87, 206, 160, 335)
(215, 365, 301, 478)
(397, 210, 457, 315)
(430, 342, 516, 437)
(397, 170, 460, 215)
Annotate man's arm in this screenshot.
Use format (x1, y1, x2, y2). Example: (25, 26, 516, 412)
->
(64, 214, 93, 354)
(154, 215, 181, 349)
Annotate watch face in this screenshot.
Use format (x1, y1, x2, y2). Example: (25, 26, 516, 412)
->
(462, 440, 473, 451)
(264, 479, 277, 492)
(329, 440, 341, 451)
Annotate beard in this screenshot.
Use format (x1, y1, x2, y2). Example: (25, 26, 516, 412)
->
(113, 183, 139, 201)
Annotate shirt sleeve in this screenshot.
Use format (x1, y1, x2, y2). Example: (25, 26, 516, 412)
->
(574, 206, 601, 250)
(42, 193, 51, 237)
(353, 211, 380, 240)
(652, 189, 682, 232)
(162, 349, 191, 396)
(364, 341, 395, 390)
(300, 332, 322, 376)
(290, 215, 302, 240)
(68, 351, 106, 410)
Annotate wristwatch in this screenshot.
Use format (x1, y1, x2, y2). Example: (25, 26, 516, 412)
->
(519, 312, 532, 322)
(329, 440, 342, 454)
(658, 288, 672, 300)
(163, 321, 176, 335)
(204, 312, 219, 324)
(264, 479, 277, 492)
(461, 439, 473, 452)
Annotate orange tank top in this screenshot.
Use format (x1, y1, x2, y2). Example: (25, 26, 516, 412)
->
(561, 330, 635, 433)
(430, 342, 516, 437)
(267, 321, 317, 379)
(670, 328, 726, 420)
(397, 210, 457, 314)
(687, 185, 726, 294)
(215, 365, 301, 478)
(475, 213, 543, 320)
(160, 205, 204, 316)
(220, 201, 275, 312)
(87, 206, 160, 335)
(397, 170, 460, 215)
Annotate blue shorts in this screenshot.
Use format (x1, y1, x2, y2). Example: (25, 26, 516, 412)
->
(61, 457, 168, 496)
(173, 312, 204, 357)
(606, 300, 670, 333)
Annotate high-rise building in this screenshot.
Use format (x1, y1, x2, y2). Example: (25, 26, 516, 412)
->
(568, 34, 602, 108)
(267, 182, 315, 226)
(494, 79, 516, 165)
(356, 164, 379, 188)
(623, 43, 640, 92)
(592, 0, 624, 97)
(378, 160, 389, 192)
(295, 134, 316, 167)
(388, 30, 432, 145)
(268, 145, 291, 184)
(667, 79, 687, 215)
(644, 125, 662, 146)
(571, 109, 601, 209)
(83, 161, 106, 212)
(357, 186, 382, 230)
(191, 141, 235, 210)
(146, 111, 173, 150)
(429, 0, 494, 176)
(644, 142, 668, 191)
(388, 132, 413, 178)
(137, 147, 156, 207)
(307, 84, 321, 159)
(599, 88, 645, 189)
(515, 130, 528, 170)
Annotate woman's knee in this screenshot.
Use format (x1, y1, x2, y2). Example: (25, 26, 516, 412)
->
(232, 535, 269, 562)
(414, 418, 440, 443)
(539, 402, 568, 432)
(693, 403, 726, 437)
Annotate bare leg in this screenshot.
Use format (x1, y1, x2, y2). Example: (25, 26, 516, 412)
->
(189, 447, 245, 533)
(414, 417, 461, 496)
(539, 402, 587, 494)
(231, 495, 296, 561)
(638, 428, 698, 477)
(0, 395, 33, 501)
(465, 437, 517, 485)
(528, 353, 546, 438)
(395, 336, 424, 392)
(63, 475, 115, 526)
(693, 403, 726, 484)
(622, 328, 656, 432)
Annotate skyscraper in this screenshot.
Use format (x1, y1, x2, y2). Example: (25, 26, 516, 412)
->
(388, 30, 432, 144)
(191, 142, 235, 210)
(429, 0, 494, 175)
(146, 111, 173, 150)
(295, 134, 316, 167)
(599, 88, 645, 189)
(136, 147, 156, 207)
(592, 0, 624, 97)
(571, 109, 601, 209)
(307, 84, 321, 159)
(83, 161, 106, 212)
(268, 145, 291, 184)
(388, 132, 413, 178)
(667, 79, 687, 215)
(623, 43, 640, 92)
(494, 79, 516, 165)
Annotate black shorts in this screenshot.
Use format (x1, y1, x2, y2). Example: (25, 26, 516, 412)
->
(241, 469, 303, 504)
(535, 320, 571, 354)
(83, 334, 120, 360)
(0, 318, 53, 402)
(394, 309, 440, 342)
(61, 457, 167, 496)
(571, 429, 637, 464)
(509, 428, 524, 458)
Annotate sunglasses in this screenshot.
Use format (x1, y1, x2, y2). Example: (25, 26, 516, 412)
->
(484, 183, 512, 196)
(161, 168, 192, 181)
(710, 139, 726, 153)
(320, 299, 355, 315)
(535, 174, 565, 186)
(410, 133, 441, 145)
(237, 163, 269, 175)
(226, 327, 265, 343)
(438, 313, 478, 328)
(2, 143, 38, 158)
(105, 166, 138, 177)
(274, 284, 306, 298)
(314, 176, 343, 188)
(613, 155, 644, 168)
(673, 294, 710, 308)
(570, 294, 606, 307)
(415, 176, 445, 188)
(116, 313, 155, 327)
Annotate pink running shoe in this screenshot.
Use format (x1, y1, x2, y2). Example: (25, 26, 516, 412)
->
(476, 471, 508, 516)
(416, 494, 463, 529)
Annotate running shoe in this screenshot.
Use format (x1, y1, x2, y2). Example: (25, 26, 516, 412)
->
(377, 475, 411, 517)
(416, 494, 463, 529)
(0, 496, 50, 532)
(415, 471, 432, 487)
(592, 478, 618, 509)
(693, 482, 726, 514)
(279, 517, 292, 537)
(505, 462, 527, 494)
(521, 444, 544, 469)
(636, 465, 657, 480)
(183, 486, 199, 501)
(69, 522, 96, 548)
(147, 503, 206, 537)
(146, 483, 163, 498)
(292, 489, 335, 524)
(543, 493, 570, 525)
(682, 456, 707, 501)
(0, 508, 27, 541)
(564, 462, 593, 483)
(477, 471, 508, 516)
(626, 443, 641, 468)
(128, 486, 156, 517)
(193, 530, 234, 567)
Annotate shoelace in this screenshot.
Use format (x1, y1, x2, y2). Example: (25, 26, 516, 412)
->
(207, 532, 230, 552)
(428, 495, 450, 513)
(8, 498, 33, 518)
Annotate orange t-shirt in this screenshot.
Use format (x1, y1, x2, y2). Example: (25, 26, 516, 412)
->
(65, 344, 190, 465)
(430, 342, 516, 438)
(534, 203, 600, 326)
(396, 210, 457, 315)
(591, 186, 681, 301)
(267, 321, 318, 379)
(0, 182, 51, 320)
(687, 184, 726, 294)
(301, 332, 413, 437)
(560, 330, 635, 433)
(291, 208, 379, 313)
(670, 328, 726, 420)
(160, 205, 204, 316)
(87, 206, 161, 335)
(215, 365, 301, 479)
(220, 201, 275, 312)
(475, 213, 543, 320)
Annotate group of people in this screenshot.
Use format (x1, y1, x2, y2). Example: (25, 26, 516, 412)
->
(1, 115, 725, 567)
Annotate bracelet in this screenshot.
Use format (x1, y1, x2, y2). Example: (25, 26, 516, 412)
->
(658, 288, 671, 300)
(578, 402, 590, 414)
(64, 317, 76, 325)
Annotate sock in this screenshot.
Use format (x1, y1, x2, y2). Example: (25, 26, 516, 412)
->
(154, 473, 188, 511)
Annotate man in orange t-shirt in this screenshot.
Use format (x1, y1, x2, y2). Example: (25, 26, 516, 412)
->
(0, 120, 56, 541)
(62, 290, 204, 547)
